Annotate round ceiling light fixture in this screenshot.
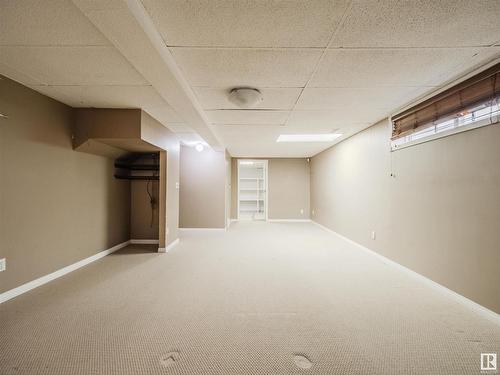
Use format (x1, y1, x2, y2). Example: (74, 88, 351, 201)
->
(195, 143, 204, 152)
(228, 88, 263, 108)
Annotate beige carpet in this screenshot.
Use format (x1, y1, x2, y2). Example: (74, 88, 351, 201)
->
(0, 222, 498, 374)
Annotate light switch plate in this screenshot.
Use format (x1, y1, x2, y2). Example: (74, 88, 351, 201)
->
(0, 258, 6, 272)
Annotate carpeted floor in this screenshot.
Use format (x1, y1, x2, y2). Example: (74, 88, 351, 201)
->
(0, 222, 499, 374)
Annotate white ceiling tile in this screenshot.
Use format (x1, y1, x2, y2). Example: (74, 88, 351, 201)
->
(0, 0, 110, 46)
(142, 0, 349, 48)
(206, 110, 289, 125)
(0, 62, 43, 86)
(193, 87, 302, 110)
(228, 141, 334, 158)
(171, 48, 323, 87)
(28, 85, 167, 108)
(225, 139, 339, 158)
(213, 124, 283, 143)
(287, 110, 376, 130)
(436, 47, 500, 84)
(72, 0, 125, 12)
(0, 46, 147, 86)
(143, 105, 185, 125)
(295, 87, 433, 112)
(165, 124, 195, 133)
(309, 48, 484, 88)
(331, 0, 500, 48)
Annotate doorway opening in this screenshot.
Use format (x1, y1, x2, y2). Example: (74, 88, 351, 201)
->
(237, 159, 268, 220)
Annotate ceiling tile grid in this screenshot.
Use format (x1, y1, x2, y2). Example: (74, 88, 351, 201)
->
(0, 0, 191, 138)
(1, 0, 499, 157)
(149, 0, 500, 156)
(206, 110, 289, 126)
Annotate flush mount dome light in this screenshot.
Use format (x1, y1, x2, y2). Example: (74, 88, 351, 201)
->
(228, 88, 263, 108)
(195, 143, 204, 152)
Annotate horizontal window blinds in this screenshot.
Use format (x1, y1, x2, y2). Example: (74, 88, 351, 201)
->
(391, 63, 500, 140)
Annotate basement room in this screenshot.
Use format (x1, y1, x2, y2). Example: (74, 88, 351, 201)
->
(0, 1, 499, 374)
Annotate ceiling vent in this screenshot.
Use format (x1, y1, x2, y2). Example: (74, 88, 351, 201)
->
(228, 88, 263, 108)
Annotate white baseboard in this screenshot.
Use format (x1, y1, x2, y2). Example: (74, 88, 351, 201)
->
(158, 238, 180, 253)
(230, 219, 311, 223)
(268, 219, 311, 222)
(130, 239, 159, 245)
(179, 228, 226, 232)
(311, 220, 500, 325)
(0, 240, 130, 304)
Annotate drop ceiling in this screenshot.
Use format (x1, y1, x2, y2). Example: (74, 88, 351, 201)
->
(1, 0, 499, 157)
(0, 0, 202, 146)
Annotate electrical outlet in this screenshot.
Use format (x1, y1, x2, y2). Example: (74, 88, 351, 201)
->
(371, 231, 376, 240)
(175, 182, 179, 189)
(0, 258, 6, 272)
(300, 209, 304, 215)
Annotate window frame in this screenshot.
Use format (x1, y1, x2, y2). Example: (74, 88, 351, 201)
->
(390, 112, 499, 151)
(390, 62, 500, 151)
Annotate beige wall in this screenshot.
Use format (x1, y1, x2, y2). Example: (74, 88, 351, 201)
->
(230, 158, 310, 220)
(311, 119, 500, 313)
(179, 145, 226, 228)
(268, 158, 310, 220)
(0, 76, 130, 293)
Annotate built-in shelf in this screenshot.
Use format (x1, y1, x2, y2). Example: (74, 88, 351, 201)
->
(114, 175, 159, 180)
(114, 153, 159, 180)
(238, 160, 267, 221)
(114, 163, 159, 171)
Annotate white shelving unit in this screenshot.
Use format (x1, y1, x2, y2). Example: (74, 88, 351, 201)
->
(237, 160, 268, 221)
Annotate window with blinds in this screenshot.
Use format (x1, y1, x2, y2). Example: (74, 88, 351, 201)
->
(391, 63, 499, 149)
